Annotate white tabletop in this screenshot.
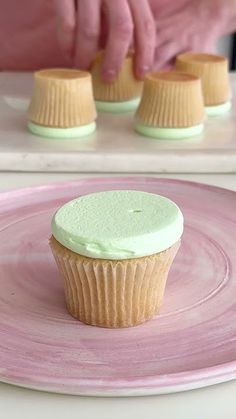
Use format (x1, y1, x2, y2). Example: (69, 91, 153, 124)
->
(0, 171, 236, 419)
(0, 72, 236, 174)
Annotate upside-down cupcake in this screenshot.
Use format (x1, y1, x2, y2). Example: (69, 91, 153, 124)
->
(27, 69, 97, 139)
(50, 190, 184, 328)
(135, 71, 205, 139)
(91, 51, 143, 113)
(176, 52, 231, 116)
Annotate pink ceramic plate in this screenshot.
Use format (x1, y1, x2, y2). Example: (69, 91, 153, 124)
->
(0, 177, 236, 396)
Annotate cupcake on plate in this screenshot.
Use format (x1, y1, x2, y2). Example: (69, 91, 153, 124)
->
(27, 69, 97, 139)
(135, 71, 205, 139)
(91, 51, 143, 113)
(176, 52, 231, 117)
(50, 190, 184, 328)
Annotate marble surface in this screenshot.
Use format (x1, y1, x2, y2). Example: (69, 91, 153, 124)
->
(0, 72, 236, 173)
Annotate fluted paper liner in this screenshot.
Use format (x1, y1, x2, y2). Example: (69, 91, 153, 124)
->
(136, 71, 205, 128)
(50, 236, 180, 328)
(176, 53, 230, 106)
(28, 69, 97, 128)
(91, 51, 143, 102)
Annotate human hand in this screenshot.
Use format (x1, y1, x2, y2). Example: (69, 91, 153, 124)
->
(54, 0, 156, 81)
(149, 0, 226, 70)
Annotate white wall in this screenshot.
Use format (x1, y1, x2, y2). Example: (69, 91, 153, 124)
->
(217, 35, 232, 58)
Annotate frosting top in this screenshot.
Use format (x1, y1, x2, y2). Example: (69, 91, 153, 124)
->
(51, 190, 184, 260)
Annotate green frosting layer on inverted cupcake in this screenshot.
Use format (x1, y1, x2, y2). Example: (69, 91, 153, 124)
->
(28, 121, 96, 139)
(52, 190, 184, 260)
(205, 101, 231, 117)
(96, 97, 140, 113)
(135, 122, 204, 139)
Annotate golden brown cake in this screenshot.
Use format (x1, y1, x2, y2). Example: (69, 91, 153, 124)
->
(28, 68, 97, 138)
(91, 51, 143, 112)
(50, 236, 180, 328)
(135, 71, 205, 139)
(176, 52, 231, 116)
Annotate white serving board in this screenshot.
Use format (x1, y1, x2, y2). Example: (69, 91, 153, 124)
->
(0, 72, 236, 173)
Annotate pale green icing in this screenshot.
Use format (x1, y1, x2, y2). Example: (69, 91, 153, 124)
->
(28, 121, 96, 139)
(205, 101, 231, 117)
(52, 190, 184, 260)
(96, 97, 140, 113)
(135, 122, 204, 139)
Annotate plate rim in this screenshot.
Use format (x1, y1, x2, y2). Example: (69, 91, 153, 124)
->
(1, 176, 236, 203)
(1, 360, 236, 396)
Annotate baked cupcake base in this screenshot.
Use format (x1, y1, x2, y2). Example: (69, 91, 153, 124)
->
(96, 97, 140, 113)
(28, 121, 96, 139)
(135, 122, 204, 139)
(205, 101, 231, 117)
(50, 236, 180, 328)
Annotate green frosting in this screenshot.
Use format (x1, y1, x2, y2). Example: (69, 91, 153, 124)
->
(52, 190, 184, 260)
(96, 98, 140, 113)
(135, 122, 204, 139)
(205, 101, 231, 117)
(28, 121, 96, 139)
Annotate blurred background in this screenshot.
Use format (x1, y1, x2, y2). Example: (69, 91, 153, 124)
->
(218, 34, 236, 69)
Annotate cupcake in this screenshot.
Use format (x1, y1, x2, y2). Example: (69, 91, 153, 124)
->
(176, 52, 231, 116)
(135, 71, 205, 139)
(50, 190, 184, 328)
(91, 51, 143, 113)
(27, 69, 97, 139)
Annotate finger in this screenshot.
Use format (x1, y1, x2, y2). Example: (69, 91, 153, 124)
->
(156, 26, 181, 49)
(154, 42, 183, 70)
(129, 0, 156, 79)
(75, 0, 101, 69)
(102, 0, 133, 82)
(54, 0, 76, 59)
(100, 4, 109, 49)
(155, 10, 192, 48)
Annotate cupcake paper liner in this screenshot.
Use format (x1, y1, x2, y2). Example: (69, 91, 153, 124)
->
(50, 236, 180, 328)
(176, 52, 231, 106)
(28, 69, 97, 128)
(136, 71, 205, 128)
(91, 51, 143, 102)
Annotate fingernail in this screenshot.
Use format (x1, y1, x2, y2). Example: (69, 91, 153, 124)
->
(102, 69, 117, 82)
